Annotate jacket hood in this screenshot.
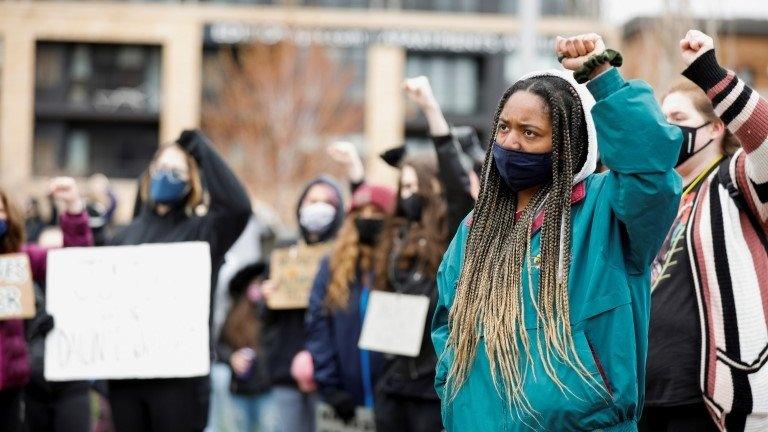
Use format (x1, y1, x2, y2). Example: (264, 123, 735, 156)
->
(514, 68, 598, 185)
(296, 175, 345, 245)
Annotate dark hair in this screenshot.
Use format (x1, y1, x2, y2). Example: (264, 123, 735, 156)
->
(0, 189, 26, 253)
(374, 153, 449, 292)
(446, 74, 596, 412)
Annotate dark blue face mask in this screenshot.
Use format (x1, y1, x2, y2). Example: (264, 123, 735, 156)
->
(0, 219, 7, 238)
(150, 169, 189, 205)
(492, 142, 553, 192)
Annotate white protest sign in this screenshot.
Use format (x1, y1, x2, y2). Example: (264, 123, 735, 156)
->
(0, 253, 35, 320)
(316, 402, 375, 432)
(358, 291, 430, 357)
(44, 242, 211, 381)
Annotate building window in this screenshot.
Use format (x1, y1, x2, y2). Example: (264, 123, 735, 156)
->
(406, 53, 480, 116)
(504, 48, 561, 84)
(542, 0, 599, 17)
(499, 0, 599, 16)
(400, 0, 481, 12)
(33, 42, 161, 178)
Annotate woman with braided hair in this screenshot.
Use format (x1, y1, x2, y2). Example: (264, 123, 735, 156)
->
(431, 33, 683, 431)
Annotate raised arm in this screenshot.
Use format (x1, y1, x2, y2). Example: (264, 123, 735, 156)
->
(404, 76, 475, 234)
(176, 130, 251, 256)
(680, 30, 768, 223)
(327, 141, 365, 193)
(558, 33, 683, 273)
(24, 177, 93, 284)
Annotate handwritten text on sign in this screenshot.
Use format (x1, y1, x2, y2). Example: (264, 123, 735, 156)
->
(44, 242, 211, 381)
(358, 291, 430, 357)
(0, 253, 35, 320)
(267, 243, 330, 310)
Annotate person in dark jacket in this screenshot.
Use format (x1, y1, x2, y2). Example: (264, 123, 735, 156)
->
(220, 262, 271, 432)
(255, 176, 346, 432)
(366, 76, 474, 432)
(306, 184, 396, 423)
(107, 129, 251, 432)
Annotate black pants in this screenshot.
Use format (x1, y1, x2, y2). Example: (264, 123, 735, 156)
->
(108, 376, 210, 432)
(0, 388, 24, 432)
(25, 380, 91, 432)
(374, 391, 442, 432)
(640, 403, 720, 432)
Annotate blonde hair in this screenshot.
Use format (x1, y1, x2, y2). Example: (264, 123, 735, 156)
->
(326, 209, 375, 311)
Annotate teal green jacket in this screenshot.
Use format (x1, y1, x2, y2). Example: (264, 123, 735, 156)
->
(431, 69, 682, 432)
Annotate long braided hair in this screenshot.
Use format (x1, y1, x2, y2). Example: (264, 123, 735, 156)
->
(445, 74, 596, 415)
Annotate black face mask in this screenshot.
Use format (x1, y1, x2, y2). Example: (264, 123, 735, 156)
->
(676, 121, 713, 167)
(400, 194, 423, 222)
(355, 218, 384, 246)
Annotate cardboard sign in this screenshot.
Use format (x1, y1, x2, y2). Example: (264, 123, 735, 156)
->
(0, 253, 35, 320)
(44, 242, 211, 381)
(316, 402, 375, 432)
(358, 291, 430, 357)
(267, 242, 331, 310)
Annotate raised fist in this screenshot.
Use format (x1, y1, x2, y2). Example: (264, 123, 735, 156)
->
(49, 177, 84, 214)
(556, 33, 606, 71)
(679, 29, 715, 66)
(403, 76, 439, 110)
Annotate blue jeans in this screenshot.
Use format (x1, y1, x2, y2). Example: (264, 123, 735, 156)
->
(261, 386, 318, 432)
(205, 362, 238, 432)
(232, 393, 271, 432)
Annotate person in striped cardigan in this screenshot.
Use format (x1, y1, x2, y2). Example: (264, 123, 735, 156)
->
(643, 29, 768, 432)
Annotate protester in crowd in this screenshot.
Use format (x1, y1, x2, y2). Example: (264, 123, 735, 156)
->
(107, 129, 251, 432)
(24, 197, 47, 243)
(0, 177, 93, 432)
(255, 176, 346, 432)
(432, 33, 682, 431)
(24, 178, 95, 432)
(85, 173, 118, 246)
(306, 184, 396, 423)
(219, 262, 271, 432)
(643, 30, 768, 432)
(367, 76, 474, 432)
(209, 214, 263, 432)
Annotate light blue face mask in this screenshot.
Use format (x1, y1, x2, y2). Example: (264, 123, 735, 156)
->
(150, 169, 189, 205)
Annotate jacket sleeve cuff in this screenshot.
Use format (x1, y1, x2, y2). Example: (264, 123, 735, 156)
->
(682, 50, 728, 92)
(586, 67, 625, 102)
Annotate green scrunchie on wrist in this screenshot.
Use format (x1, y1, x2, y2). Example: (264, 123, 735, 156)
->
(566, 49, 623, 84)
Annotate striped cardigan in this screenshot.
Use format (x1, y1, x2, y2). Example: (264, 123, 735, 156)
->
(682, 50, 768, 432)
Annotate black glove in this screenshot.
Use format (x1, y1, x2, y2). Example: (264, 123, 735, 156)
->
(324, 390, 357, 424)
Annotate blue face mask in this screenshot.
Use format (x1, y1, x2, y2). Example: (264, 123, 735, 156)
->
(150, 170, 189, 205)
(492, 142, 553, 192)
(0, 219, 7, 238)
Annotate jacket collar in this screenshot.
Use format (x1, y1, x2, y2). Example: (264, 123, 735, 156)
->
(466, 181, 587, 237)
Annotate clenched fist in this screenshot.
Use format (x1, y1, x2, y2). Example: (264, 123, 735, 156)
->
(556, 33, 610, 79)
(679, 29, 715, 66)
(49, 177, 84, 214)
(403, 76, 439, 111)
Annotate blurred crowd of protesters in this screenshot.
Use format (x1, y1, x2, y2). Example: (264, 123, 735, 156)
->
(0, 28, 766, 432)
